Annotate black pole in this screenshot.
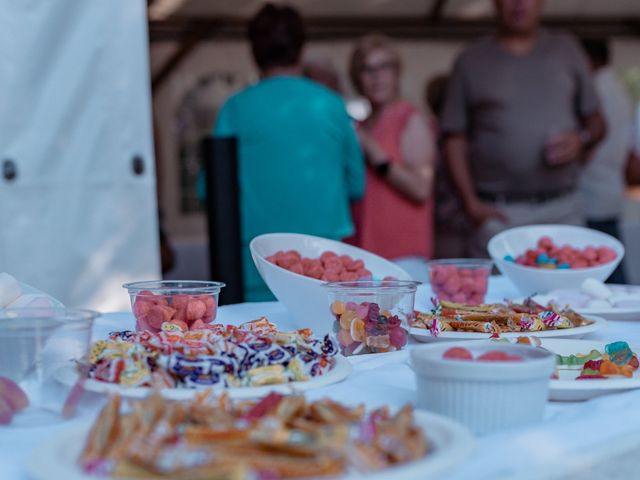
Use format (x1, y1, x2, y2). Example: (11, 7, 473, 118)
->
(202, 136, 244, 304)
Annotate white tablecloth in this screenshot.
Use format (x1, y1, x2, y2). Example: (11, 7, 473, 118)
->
(3, 276, 640, 480)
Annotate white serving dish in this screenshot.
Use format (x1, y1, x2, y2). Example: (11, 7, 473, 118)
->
(28, 409, 474, 480)
(410, 341, 556, 434)
(250, 233, 411, 334)
(410, 314, 607, 343)
(541, 338, 640, 401)
(55, 355, 352, 400)
(487, 225, 624, 296)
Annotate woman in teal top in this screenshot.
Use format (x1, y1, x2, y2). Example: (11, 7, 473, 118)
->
(213, 4, 365, 301)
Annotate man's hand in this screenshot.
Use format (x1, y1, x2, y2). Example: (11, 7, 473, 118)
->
(465, 200, 509, 227)
(545, 131, 583, 166)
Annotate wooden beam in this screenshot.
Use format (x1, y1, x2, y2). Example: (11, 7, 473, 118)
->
(151, 21, 215, 92)
(149, 16, 640, 42)
(428, 0, 448, 23)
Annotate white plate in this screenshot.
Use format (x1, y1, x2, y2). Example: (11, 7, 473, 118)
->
(27, 409, 474, 480)
(410, 315, 607, 343)
(533, 288, 640, 321)
(55, 356, 352, 400)
(540, 338, 640, 402)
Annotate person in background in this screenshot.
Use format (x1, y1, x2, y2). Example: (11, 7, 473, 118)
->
(349, 34, 436, 282)
(425, 74, 473, 259)
(302, 54, 342, 93)
(442, 0, 606, 257)
(213, 3, 365, 301)
(580, 38, 633, 283)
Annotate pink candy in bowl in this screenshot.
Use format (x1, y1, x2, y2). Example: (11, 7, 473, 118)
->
(428, 259, 492, 305)
(123, 281, 225, 333)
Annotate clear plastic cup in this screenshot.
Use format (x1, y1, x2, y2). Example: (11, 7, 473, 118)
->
(427, 259, 493, 305)
(325, 280, 419, 356)
(0, 308, 98, 426)
(123, 280, 225, 333)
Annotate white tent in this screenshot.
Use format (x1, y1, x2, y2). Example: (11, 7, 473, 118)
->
(0, 0, 160, 311)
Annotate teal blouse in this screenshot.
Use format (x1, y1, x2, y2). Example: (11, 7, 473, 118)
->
(213, 76, 365, 301)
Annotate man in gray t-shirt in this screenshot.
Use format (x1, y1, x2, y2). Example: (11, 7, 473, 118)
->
(441, 0, 605, 257)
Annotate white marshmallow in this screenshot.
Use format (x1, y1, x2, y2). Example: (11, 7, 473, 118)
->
(0, 272, 22, 307)
(580, 278, 612, 300)
(585, 299, 612, 309)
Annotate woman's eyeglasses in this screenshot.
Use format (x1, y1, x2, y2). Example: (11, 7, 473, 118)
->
(361, 60, 397, 75)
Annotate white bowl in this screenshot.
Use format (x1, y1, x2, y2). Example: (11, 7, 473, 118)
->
(410, 341, 555, 434)
(250, 233, 411, 334)
(488, 224, 624, 296)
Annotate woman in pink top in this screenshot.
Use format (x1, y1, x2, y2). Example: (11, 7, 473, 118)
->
(349, 34, 436, 281)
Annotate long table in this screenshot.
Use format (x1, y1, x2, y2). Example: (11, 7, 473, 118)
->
(3, 276, 640, 479)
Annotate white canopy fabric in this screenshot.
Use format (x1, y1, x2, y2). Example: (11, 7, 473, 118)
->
(0, 0, 160, 310)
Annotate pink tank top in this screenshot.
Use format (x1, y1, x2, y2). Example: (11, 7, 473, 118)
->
(353, 100, 434, 260)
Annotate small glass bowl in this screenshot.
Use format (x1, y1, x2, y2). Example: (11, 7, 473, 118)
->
(325, 280, 419, 356)
(427, 259, 492, 305)
(0, 308, 98, 426)
(123, 280, 225, 333)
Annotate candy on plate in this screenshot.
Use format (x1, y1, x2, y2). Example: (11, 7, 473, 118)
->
(414, 297, 592, 337)
(78, 392, 430, 478)
(82, 318, 339, 390)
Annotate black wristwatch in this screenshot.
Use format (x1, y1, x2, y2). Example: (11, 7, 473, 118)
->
(374, 161, 391, 178)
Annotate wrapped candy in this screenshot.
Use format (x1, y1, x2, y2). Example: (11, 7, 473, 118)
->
(86, 318, 339, 389)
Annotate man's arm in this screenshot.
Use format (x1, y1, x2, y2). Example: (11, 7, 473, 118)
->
(546, 36, 607, 166)
(545, 111, 606, 166)
(626, 149, 640, 185)
(580, 110, 607, 159)
(445, 133, 507, 226)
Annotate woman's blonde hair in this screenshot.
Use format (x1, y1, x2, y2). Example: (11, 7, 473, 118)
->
(349, 33, 402, 95)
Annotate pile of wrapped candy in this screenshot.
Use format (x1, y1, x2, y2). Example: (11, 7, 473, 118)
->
(413, 298, 590, 336)
(85, 318, 338, 389)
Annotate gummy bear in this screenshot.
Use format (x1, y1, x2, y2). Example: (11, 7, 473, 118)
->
(605, 341, 633, 366)
(367, 303, 380, 326)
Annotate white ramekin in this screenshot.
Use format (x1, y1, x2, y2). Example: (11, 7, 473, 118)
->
(410, 341, 556, 435)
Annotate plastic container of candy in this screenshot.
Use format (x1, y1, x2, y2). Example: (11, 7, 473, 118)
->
(326, 280, 419, 356)
(427, 259, 493, 305)
(123, 280, 225, 333)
